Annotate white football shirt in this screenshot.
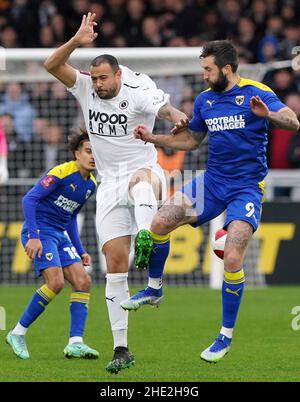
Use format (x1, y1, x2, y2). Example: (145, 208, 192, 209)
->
(68, 66, 169, 180)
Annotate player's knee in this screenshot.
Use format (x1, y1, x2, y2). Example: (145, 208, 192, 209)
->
(151, 214, 171, 235)
(47, 278, 64, 294)
(74, 272, 92, 292)
(224, 251, 243, 271)
(106, 253, 128, 273)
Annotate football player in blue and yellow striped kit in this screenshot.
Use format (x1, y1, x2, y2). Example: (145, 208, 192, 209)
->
(6, 130, 99, 360)
(121, 41, 300, 363)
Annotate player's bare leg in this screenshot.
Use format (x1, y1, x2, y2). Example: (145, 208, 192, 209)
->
(62, 263, 99, 359)
(201, 220, 253, 363)
(120, 191, 197, 311)
(7, 267, 63, 359)
(103, 236, 135, 374)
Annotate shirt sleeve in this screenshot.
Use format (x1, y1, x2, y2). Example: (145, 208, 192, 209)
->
(22, 175, 60, 238)
(67, 69, 91, 103)
(256, 87, 286, 112)
(66, 214, 86, 256)
(137, 87, 170, 116)
(189, 96, 208, 133)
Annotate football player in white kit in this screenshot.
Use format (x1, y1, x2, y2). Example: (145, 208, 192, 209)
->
(44, 12, 187, 374)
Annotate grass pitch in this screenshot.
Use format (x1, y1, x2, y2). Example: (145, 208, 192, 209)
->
(0, 285, 300, 382)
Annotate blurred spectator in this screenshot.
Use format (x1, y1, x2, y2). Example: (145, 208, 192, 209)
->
(280, 1, 297, 25)
(0, 0, 299, 64)
(199, 9, 223, 42)
(29, 82, 50, 116)
(258, 35, 280, 63)
(219, 0, 241, 38)
(124, 0, 146, 46)
(287, 132, 300, 169)
(269, 93, 300, 197)
(39, 121, 67, 171)
(155, 75, 186, 108)
(97, 19, 118, 47)
(39, 82, 79, 138)
(0, 83, 36, 142)
(148, 0, 165, 17)
(66, 0, 90, 37)
(162, 0, 202, 40)
(32, 118, 67, 174)
(38, 0, 57, 26)
(50, 13, 66, 45)
(10, 0, 40, 47)
(0, 118, 8, 184)
(39, 25, 55, 47)
(89, 1, 106, 20)
(104, 0, 127, 35)
(0, 26, 19, 47)
(246, 0, 269, 37)
(270, 69, 298, 100)
(138, 16, 164, 47)
(280, 24, 300, 60)
(0, 112, 31, 178)
(236, 17, 258, 63)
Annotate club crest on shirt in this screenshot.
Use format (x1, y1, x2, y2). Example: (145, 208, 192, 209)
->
(41, 175, 56, 189)
(119, 100, 129, 110)
(46, 253, 53, 261)
(235, 95, 244, 105)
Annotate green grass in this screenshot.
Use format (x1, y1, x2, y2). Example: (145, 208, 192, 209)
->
(1, 285, 300, 382)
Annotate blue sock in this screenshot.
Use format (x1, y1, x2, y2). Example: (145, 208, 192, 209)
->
(222, 269, 245, 331)
(70, 291, 90, 338)
(147, 232, 170, 296)
(19, 284, 56, 328)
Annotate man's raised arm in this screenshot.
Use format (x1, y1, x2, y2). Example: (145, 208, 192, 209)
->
(44, 12, 98, 88)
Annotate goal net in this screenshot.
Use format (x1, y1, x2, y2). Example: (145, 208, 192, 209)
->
(1, 47, 291, 287)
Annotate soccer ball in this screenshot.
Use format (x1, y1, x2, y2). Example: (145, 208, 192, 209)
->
(211, 228, 227, 260)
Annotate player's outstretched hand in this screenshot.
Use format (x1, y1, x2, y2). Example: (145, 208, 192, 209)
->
(134, 125, 156, 143)
(250, 96, 270, 118)
(170, 118, 190, 135)
(25, 239, 43, 260)
(73, 12, 98, 46)
(81, 253, 92, 266)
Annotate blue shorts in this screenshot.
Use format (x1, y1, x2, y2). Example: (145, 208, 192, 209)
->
(21, 228, 82, 277)
(181, 172, 264, 232)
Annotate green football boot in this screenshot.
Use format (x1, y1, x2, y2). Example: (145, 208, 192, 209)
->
(106, 347, 135, 374)
(64, 342, 99, 359)
(134, 229, 153, 270)
(6, 331, 30, 360)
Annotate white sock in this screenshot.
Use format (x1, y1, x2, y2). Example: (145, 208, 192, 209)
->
(68, 336, 83, 345)
(148, 277, 162, 289)
(11, 322, 28, 336)
(131, 181, 158, 231)
(106, 273, 129, 349)
(220, 326, 233, 339)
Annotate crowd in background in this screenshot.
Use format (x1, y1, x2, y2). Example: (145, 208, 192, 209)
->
(0, 0, 300, 198)
(0, 0, 300, 63)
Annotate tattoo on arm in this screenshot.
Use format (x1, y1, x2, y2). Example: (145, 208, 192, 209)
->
(190, 131, 207, 146)
(268, 108, 300, 131)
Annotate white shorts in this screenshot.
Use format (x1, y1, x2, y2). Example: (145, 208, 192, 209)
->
(96, 164, 167, 250)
